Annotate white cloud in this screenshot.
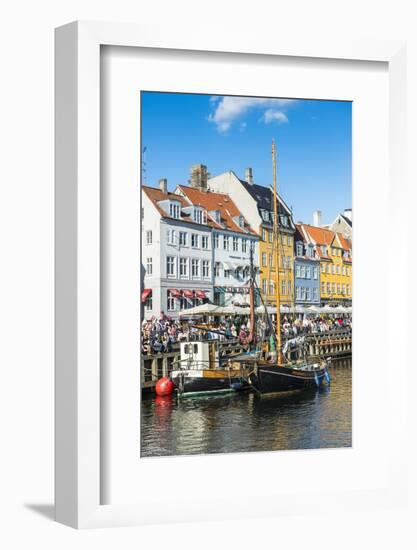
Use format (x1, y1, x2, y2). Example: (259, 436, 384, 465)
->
(208, 96, 294, 133)
(261, 109, 288, 124)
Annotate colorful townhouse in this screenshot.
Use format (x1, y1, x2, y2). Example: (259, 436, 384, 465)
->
(208, 168, 295, 307)
(141, 178, 214, 319)
(299, 224, 352, 306)
(293, 225, 320, 306)
(175, 180, 259, 307)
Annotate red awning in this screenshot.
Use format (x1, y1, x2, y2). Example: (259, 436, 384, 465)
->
(141, 288, 152, 302)
(195, 290, 207, 299)
(183, 290, 194, 298)
(169, 289, 181, 298)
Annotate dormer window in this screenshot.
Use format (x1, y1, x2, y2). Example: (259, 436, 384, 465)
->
(169, 202, 181, 219)
(193, 207, 206, 224)
(321, 245, 327, 256)
(296, 242, 304, 256)
(239, 215, 245, 227)
(212, 210, 221, 223)
(261, 210, 269, 222)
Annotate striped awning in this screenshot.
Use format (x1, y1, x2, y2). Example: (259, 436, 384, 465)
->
(183, 290, 194, 298)
(169, 288, 181, 298)
(141, 288, 152, 302)
(195, 290, 207, 299)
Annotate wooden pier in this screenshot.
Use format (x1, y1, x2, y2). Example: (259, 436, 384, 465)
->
(141, 329, 352, 390)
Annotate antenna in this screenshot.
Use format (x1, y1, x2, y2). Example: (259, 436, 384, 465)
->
(142, 145, 147, 185)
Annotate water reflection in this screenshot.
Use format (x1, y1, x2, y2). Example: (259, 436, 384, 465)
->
(141, 358, 352, 457)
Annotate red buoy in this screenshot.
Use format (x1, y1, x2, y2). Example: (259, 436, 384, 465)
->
(155, 376, 175, 396)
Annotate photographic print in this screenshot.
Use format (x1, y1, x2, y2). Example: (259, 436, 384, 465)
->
(140, 92, 352, 457)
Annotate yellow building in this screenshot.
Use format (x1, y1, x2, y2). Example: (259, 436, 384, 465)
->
(300, 224, 352, 305)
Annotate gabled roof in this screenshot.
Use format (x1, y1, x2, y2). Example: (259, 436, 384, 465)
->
(340, 214, 352, 227)
(142, 185, 202, 226)
(298, 223, 352, 258)
(238, 180, 295, 229)
(176, 185, 257, 236)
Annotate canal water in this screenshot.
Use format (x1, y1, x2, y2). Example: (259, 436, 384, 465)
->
(140, 358, 352, 458)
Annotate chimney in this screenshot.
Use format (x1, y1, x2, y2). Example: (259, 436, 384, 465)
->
(189, 164, 208, 191)
(313, 210, 322, 227)
(245, 167, 253, 185)
(159, 178, 168, 193)
(343, 208, 352, 221)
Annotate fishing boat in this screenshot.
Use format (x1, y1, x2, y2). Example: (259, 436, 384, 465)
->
(244, 140, 331, 394)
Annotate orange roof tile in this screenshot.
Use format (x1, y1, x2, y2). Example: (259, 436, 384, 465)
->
(177, 185, 257, 236)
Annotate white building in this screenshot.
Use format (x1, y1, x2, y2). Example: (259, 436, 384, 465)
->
(175, 181, 259, 307)
(141, 180, 213, 319)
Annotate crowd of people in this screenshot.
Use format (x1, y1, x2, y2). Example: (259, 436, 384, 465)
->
(141, 311, 352, 355)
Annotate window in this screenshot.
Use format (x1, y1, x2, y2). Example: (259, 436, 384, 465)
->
(321, 282, 325, 294)
(214, 234, 219, 248)
(262, 279, 268, 294)
(224, 268, 230, 279)
(167, 229, 176, 245)
(321, 264, 325, 273)
(233, 236, 238, 251)
(296, 242, 303, 256)
(262, 252, 267, 267)
(281, 280, 286, 295)
(193, 208, 203, 224)
(223, 236, 229, 250)
(214, 262, 220, 277)
(288, 280, 292, 295)
(179, 257, 188, 278)
(347, 284, 351, 295)
(336, 265, 340, 275)
(269, 280, 274, 295)
(332, 283, 336, 294)
(169, 202, 180, 219)
(301, 287, 306, 301)
(313, 288, 319, 301)
(268, 253, 273, 268)
(300, 265, 306, 278)
(262, 228, 267, 241)
(337, 283, 341, 294)
(326, 264, 330, 274)
(287, 235, 292, 247)
(179, 231, 187, 246)
(146, 257, 153, 275)
(202, 260, 210, 278)
(331, 264, 335, 274)
(295, 264, 301, 278)
(146, 230, 152, 244)
(167, 291, 176, 311)
(145, 295, 152, 310)
(342, 266, 346, 276)
(268, 230, 273, 243)
(327, 282, 331, 294)
(166, 256, 175, 277)
(202, 235, 209, 249)
(191, 234, 199, 248)
(342, 284, 346, 295)
(306, 266, 311, 279)
(296, 286, 301, 300)
(180, 297, 190, 310)
(191, 259, 200, 278)
(313, 267, 318, 279)
(242, 239, 247, 253)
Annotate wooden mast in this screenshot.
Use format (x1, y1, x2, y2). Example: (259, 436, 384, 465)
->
(272, 140, 282, 355)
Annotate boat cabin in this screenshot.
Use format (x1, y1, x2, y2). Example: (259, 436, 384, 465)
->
(180, 341, 220, 370)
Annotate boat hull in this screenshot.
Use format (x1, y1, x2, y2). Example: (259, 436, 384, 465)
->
(249, 363, 329, 393)
(171, 369, 248, 396)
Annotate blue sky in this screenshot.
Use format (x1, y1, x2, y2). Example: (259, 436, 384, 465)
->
(141, 92, 351, 226)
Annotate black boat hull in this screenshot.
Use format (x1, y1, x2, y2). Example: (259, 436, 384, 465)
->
(249, 364, 329, 393)
(171, 369, 249, 396)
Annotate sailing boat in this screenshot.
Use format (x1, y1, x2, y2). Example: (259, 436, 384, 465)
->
(246, 141, 331, 393)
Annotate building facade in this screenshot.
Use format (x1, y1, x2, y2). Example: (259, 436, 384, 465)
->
(293, 225, 320, 306)
(175, 183, 259, 307)
(208, 169, 295, 307)
(141, 182, 213, 319)
(299, 224, 352, 306)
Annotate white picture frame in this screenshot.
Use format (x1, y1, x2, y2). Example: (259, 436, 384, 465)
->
(55, 21, 407, 529)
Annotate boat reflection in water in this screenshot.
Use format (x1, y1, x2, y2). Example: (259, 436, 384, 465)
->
(140, 358, 351, 457)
